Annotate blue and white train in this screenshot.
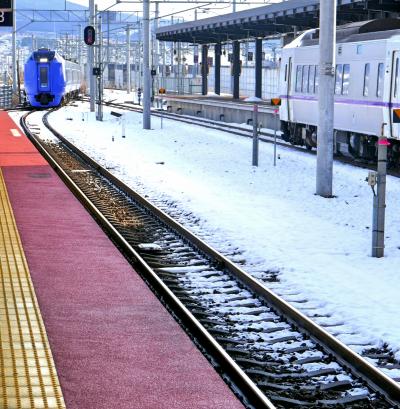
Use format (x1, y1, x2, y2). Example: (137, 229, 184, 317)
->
(279, 18, 400, 163)
(24, 49, 82, 108)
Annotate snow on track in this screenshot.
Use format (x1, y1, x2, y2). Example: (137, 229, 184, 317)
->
(44, 99, 400, 372)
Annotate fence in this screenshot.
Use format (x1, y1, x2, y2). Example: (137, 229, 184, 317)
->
(0, 85, 12, 109)
(101, 64, 280, 99)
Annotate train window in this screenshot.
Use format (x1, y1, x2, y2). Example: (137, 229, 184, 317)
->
(302, 65, 309, 93)
(314, 66, 319, 93)
(342, 64, 350, 95)
(39, 67, 48, 88)
(295, 65, 302, 92)
(377, 63, 384, 97)
(284, 64, 287, 82)
(335, 64, 343, 95)
(308, 65, 316, 93)
(363, 63, 370, 97)
(394, 58, 399, 98)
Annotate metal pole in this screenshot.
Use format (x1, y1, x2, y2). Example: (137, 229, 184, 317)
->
(232, 0, 236, 13)
(98, 12, 103, 121)
(372, 126, 388, 258)
(274, 108, 278, 166)
(126, 26, 131, 94)
(12, 0, 17, 94)
(194, 9, 199, 77)
(316, 0, 336, 197)
(154, 2, 160, 92)
(89, 0, 95, 112)
(252, 104, 259, 166)
(255, 38, 262, 99)
(143, 0, 151, 129)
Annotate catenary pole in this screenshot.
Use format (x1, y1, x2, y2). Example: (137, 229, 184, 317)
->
(316, 0, 336, 197)
(126, 26, 131, 93)
(143, 0, 151, 129)
(89, 0, 95, 112)
(12, 0, 17, 94)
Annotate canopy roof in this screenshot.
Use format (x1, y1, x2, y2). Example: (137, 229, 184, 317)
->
(156, 0, 400, 44)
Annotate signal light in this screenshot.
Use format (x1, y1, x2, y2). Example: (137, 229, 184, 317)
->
(84, 25, 95, 46)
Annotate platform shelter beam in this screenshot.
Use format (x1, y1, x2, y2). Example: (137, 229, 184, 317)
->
(255, 38, 262, 99)
(232, 40, 240, 100)
(201, 44, 208, 95)
(215, 43, 221, 95)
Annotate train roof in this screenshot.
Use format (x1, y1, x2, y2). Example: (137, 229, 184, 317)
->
(287, 18, 400, 48)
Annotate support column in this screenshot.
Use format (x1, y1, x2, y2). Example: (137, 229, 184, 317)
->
(214, 43, 221, 95)
(201, 44, 208, 96)
(316, 0, 336, 197)
(255, 38, 262, 99)
(143, 0, 151, 129)
(89, 0, 95, 112)
(12, 0, 17, 94)
(232, 40, 240, 100)
(126, 26, 131, 94)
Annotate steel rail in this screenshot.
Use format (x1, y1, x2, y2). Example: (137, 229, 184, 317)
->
(23, 109, 400, 406)
(82, 97, 399, 176)
(20, 110, 277, 409)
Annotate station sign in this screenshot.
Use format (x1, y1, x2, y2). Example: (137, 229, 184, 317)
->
(0, 0, 13, 27)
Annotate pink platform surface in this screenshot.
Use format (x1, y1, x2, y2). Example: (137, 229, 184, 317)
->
(1, 112, 244, 409)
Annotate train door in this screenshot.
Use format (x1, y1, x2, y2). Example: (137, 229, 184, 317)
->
(38, 63, 50, 93)
(286, 56, 292, 122)
(390, 51, 400, 139)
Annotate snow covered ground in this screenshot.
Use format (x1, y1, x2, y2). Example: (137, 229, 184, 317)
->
(42, 94, 400, 375)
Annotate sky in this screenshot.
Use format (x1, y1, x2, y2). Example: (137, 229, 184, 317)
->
(68, 0, 282, 23)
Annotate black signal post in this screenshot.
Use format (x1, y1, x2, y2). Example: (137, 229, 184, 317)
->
(84, 25, 96, 46)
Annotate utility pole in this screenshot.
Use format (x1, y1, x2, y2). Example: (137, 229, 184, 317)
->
(97, 10, 103, 121)
(143, 0, 151, 129)
(371, 127, 389, 258)
(232, 0, 236, 13)
(12, 0, 17, 94)
(316, 0, 336, 197)
(153, 2, 159, 92)
(126, 26, 131, 93)
(193, 9, 199, 77)
(88, 0, 95, 112)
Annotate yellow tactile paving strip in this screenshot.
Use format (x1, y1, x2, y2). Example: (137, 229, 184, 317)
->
(0, 169, 66, 409)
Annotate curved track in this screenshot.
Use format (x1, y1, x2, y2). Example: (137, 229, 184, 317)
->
(20, 110, 400, 409)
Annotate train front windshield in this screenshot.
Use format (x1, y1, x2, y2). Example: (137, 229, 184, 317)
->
(39, 66, 48, 88)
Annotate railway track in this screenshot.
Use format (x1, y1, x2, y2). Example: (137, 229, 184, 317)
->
(20, 110, 400, 409)
(84, 96, 400, 177)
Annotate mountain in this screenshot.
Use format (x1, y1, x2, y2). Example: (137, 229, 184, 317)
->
(16, 0, 87, 33)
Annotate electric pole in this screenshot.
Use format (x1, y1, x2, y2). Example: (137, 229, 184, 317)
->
(316, 0, 336, 197)
(88, 0, 95, 112)
(12, 0, 16, 94)
(143, 0, 151, 129)
(126, 26, 131, 94)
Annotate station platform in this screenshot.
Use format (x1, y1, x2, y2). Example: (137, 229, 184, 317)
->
(0, 110, 244, 409)
(155, 93, 277, 127)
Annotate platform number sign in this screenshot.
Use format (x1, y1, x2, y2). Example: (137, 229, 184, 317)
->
(84, 25, 96, 46)
(0, 0, 13, 27)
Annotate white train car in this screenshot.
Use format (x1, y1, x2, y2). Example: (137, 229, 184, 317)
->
(279, 19, 400, 163)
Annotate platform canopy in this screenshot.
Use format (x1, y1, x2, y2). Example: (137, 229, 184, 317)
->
(156, 0, 400, 44)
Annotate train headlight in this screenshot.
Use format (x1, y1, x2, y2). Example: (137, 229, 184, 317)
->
(39, 58, 48, 63)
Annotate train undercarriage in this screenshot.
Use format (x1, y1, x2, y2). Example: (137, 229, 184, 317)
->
(281, 121, 400, 167)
